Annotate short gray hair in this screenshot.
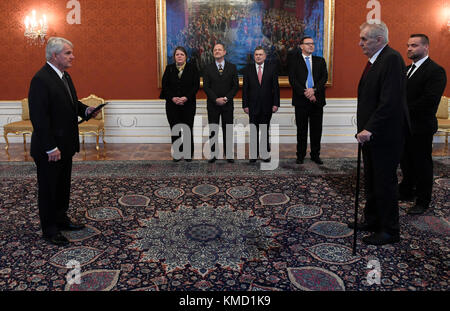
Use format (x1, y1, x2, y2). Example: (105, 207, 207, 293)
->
(360, 21, 389, 44)
(45, 37, 73, 61)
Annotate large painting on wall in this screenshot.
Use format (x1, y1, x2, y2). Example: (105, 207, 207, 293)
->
(156, 0, 334, 87)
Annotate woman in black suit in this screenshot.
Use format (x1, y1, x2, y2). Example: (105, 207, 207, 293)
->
(160, 46, 200, 161)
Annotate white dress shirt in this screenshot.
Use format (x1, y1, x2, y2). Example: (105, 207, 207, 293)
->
(216, 60, 225, 71)
(368, 44, 387, 65)
(407, 55, 428, 78)
(255, 62, 264, 73)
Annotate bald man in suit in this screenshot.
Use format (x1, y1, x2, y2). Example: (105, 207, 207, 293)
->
(203, 43, 239, 163)
(399, 34, 447, 215)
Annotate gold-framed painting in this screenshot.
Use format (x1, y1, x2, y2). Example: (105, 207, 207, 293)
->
(156, 0, 334, 87)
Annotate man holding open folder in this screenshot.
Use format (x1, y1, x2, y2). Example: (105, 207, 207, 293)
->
(28, 37, 101, 246)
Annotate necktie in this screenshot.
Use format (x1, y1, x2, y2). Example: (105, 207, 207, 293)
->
(305, 56, 314, 88)
(362, 61, 372, 79)
(407, 64, 416, 79)
(218, 64, 223, 76)
(257, 65, 262, 85)
(62, 73, 74, 105)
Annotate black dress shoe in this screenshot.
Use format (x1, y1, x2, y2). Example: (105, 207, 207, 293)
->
(227, 159, 235, 163)
(249, 159, 257, 163)
(44, 232, 69, 246)
(296, 158, 304, 164)
(262, 157, 271, 163)
(172, 158, 181, 162)
(398, 192, 415, 201)
(347, 221, 376, 232)
(57, 222, 85, 231)
(311, 157, 324, 165)
(407, 204, 429, 215)
(185, 158, 192, 162)
(208, 157, 216, 163)
(362, 232, 400, 245)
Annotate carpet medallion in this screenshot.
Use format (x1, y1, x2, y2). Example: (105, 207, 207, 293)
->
(0, 158, 448, 291)
(127, 203, 274, 277)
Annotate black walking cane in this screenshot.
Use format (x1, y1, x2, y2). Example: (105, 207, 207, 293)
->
(352, 141, 362, 256)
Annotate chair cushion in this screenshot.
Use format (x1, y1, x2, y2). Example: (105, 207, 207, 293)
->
(437, 119, 450, 130)
(4, 120, 33, 133)
(436, 97, 448, 119)
(21, 99, 30, 121)
(79, 119, 104, 132)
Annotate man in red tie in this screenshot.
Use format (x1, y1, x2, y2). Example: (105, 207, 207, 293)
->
(351, 21, 410, 246)
(242, 46, 280, 163)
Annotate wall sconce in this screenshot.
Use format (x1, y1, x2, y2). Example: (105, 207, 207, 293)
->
(24, 10, 48, 45)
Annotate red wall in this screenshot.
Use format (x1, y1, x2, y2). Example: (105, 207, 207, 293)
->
(0, 0, 448, 101)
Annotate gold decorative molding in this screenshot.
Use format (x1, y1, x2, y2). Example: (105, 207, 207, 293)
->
(155, 0, 335, 88)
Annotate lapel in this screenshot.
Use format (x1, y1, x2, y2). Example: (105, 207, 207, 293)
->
(45, 64, 76, 113)
(298, 56, 308, 82)
(312, 57, 320, 81)
(64, 72, 77, 113)
(223, 61, 230, 77)
(358, 45, 390, 89)
(408, 57, 430, 82)
(45, 64, 67, 94)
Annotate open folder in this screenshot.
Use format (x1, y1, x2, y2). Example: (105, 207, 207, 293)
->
(78, 103, 108, 124)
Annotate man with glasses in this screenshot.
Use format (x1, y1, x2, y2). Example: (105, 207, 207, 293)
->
(288, 36, 328, 165)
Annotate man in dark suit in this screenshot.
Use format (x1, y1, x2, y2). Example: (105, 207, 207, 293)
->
(203, 43, 239, 163)
(28, 37, 99, 246)
(350, 22, 409, 245)
(399, 34, 447, 215)
(242, 46, 280, 163)
(288, 36, 328, 165)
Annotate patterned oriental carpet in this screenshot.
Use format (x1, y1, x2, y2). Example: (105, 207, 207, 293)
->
(0, 158, 448, 291)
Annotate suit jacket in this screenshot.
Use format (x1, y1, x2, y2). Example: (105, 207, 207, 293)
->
(203, 61, 239, 109)
(289, 54, 328, 107)
(159, 61, 200, 107)
(242, 61, 280, 115)
(406, 57, 447, 135)
(28, 63, 89, 160)
(357, 45, 409, 146)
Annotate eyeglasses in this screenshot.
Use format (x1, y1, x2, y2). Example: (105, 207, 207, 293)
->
(303, 42, 315, 46)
